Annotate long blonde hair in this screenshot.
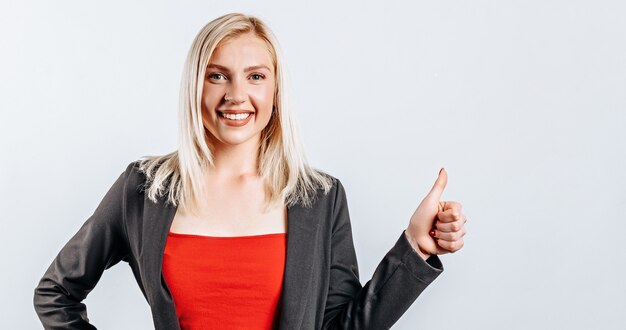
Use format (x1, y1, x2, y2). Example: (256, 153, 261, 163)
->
(137, 13, 333, 215)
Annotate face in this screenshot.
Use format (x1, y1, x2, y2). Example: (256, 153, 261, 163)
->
(201, 33, 276, 149)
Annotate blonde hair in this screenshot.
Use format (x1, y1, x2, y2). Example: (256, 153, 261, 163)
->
(137, 13, 333, 215)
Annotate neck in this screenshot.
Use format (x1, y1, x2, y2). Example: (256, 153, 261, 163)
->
(206, 137, 261, 179)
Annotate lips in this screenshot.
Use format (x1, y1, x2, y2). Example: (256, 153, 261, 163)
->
(216, 109, 254, 127)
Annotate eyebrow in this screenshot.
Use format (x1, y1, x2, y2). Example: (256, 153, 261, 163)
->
(206, 63, 272, 73)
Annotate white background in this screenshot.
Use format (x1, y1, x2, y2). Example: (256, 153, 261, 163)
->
(2, 1, 625, 329)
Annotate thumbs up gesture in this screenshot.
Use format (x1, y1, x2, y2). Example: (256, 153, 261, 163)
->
(405, 168, 467, 260)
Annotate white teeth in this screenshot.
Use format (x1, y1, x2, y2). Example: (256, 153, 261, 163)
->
(222, 112, 251, 120)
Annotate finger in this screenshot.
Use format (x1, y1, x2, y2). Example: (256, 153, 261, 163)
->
(440, 201, 462, 214)
(436, 237, 464, 253)
(434, 216, 466, 232)
(431, 229, 464, 241)
(425, 168, 448, 203)
(436, 209, 455, 223)
(437, 208, 463, 223)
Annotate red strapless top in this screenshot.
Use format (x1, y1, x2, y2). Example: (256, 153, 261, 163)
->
(162, 231, 287, 330)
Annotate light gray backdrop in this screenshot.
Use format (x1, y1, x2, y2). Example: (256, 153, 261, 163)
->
(2, 1, 624, 329)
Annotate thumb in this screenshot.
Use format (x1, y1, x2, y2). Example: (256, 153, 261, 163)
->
(425, 167, 448, 202)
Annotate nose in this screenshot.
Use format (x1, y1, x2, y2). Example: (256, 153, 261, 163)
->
(224, 78, 246, 104)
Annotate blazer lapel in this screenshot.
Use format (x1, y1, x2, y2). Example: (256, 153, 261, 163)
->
(141, 195, 181, 329)
(277, 202, 322, 329)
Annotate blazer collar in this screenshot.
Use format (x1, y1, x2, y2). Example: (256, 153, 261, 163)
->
(142, 196, 321, 329)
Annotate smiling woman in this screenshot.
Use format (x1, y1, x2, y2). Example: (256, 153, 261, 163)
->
(33, 12, 467, 330)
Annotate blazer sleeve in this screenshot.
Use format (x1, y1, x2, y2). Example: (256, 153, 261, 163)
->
(33, 163, 133, 330)
(322, 179, 444, 330)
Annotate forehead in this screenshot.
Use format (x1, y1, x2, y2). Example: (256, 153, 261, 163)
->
(210, 33, 274, 70)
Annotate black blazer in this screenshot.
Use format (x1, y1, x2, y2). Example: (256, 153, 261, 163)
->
(34, 160, 444, 329)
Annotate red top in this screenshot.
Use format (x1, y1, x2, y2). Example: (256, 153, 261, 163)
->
(162, 231, 287, 330)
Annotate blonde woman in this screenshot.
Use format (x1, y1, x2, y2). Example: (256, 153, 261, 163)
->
(34, 13, 467, 329)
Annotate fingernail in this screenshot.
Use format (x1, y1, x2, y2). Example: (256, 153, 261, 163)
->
(439, 168, 444, 175)
(429, 230, 436, 237)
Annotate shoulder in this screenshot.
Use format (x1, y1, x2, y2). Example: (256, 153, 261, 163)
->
(307, 168, 348, 210)
(115, 159, 150, 203)
(309, 168, 340, 192)
(313, 168, 340, 185)
(304, 170, 353, 236)
(123, 160, 148, 186)
(122, 157, 169, 187)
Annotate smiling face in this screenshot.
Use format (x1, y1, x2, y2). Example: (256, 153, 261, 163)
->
(201, 33, 276, 150)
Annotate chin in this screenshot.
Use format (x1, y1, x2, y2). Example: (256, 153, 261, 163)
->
(215, 134, 258, 147)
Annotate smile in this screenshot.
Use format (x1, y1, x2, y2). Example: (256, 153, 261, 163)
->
(217, 110, 254, 127)
(220, 112, 250, 120)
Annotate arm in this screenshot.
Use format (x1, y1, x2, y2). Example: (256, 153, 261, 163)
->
(322, 179, 443, 330)
(33, 164, 133, 330)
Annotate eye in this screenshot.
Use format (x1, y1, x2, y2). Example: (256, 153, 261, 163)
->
(208, 73, 226, 81)
(250, 73, 265, 81)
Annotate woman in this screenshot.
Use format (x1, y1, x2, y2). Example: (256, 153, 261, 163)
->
(34, 13, 467, 329)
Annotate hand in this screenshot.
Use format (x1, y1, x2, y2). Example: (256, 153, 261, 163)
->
(405, 168, 467, 260)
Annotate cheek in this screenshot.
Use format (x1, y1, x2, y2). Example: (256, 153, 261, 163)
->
(201, 84, 224, 106)
(200, 90, 220, 122)
(201, 90, 223, 119)
(250, 85, 275, 113)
